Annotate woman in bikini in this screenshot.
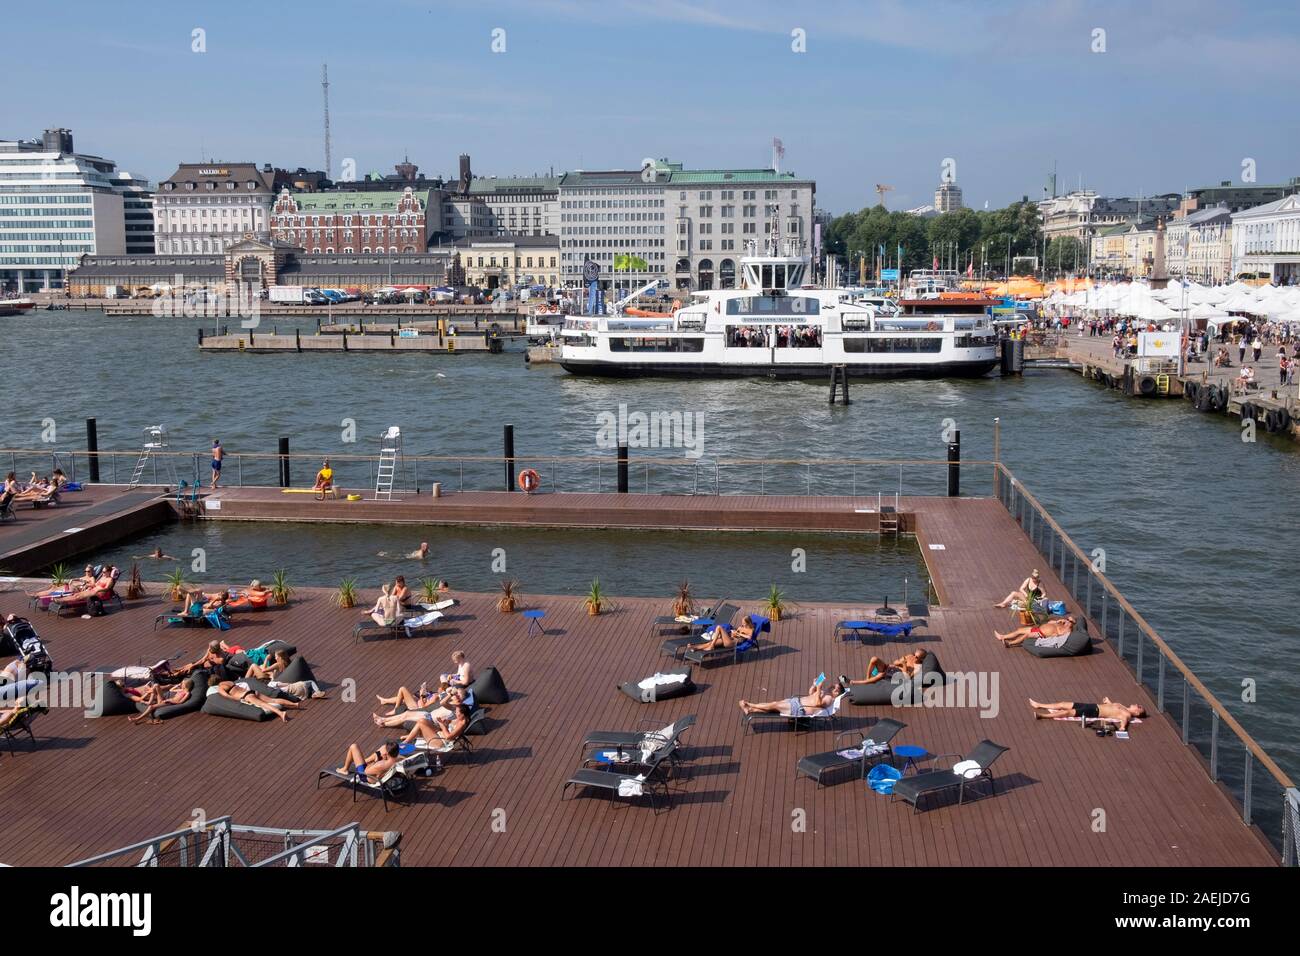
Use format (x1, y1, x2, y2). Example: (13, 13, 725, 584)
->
(28, 565, 96, 600)
(336, 740, 401, 780)
(206, 676, 302, 721)
(372, 684, 464, 729)
(994, 569, 1046, 609)
(129, 679, 194, 724)
(850, 649, 926, 684)
(400, 703, 470, 750)
(995, 615, 1076, 647)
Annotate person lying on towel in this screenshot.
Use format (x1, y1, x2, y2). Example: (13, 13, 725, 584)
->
(1029, 697, 1145, 730)
(849, 649, 926, 685)
(995, 615, 1075, 647)
(336, 740, 401, 781)
(690, 616, 758, 652)
(739, 679, 845, 717)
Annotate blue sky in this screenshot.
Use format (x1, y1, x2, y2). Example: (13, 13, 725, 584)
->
(7, 0, 1298, 213)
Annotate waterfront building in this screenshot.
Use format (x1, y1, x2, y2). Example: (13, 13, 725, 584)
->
(271, 187, 428, 254)
(1167, 206, 1232, 283)
(153, 162, 276, 254)
(934, 181, 963, 213)
(272, 167, 331, 193)
(110, 171, 155, 255)
(558, 165, 668, 291)
(446, 235, 560, 289)
(1039, 190, 1180, 244)
(1088, 222, 1137, 277)
(469, 174, 561, 237)
(1123, 219, 1159, 277)
(0, 128, 130, 293)
(1230, 195, 1300, 283)
(1181, 177, 1300, 216)
(663, 160, 814, 291)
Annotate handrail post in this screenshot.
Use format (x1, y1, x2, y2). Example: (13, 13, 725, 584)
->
(1157, 653, 1166, 711)
(1182, 678, 1191, 745)
(1242, 752, 1253, 825)
(1210, 710, 1220, 781)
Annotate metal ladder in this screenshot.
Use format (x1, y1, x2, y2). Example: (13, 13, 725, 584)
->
(129, 425, 179, 489)
(374, 426, 401, 500)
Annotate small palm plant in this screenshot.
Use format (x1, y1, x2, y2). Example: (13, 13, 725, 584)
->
(672, 579, 694, 618)
(126, 561, 145, 600)
(585, 578, 606, 616)
(420, 577, 441, 603)
(48, 562, 72, 588)
(497, 578, 518, 613)
(335, 577, 358, 609)
(271, 568, 293, 605)
(164, 566, 188, 602)
(764, 584, 788, 622)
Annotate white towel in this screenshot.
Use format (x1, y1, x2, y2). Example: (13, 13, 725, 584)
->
(1033, 633, 1069, 649)
(637, 672, 687, 691)
(618, 775, 646, 797)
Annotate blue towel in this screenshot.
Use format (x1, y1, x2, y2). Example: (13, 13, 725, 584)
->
(867, 763, 902, 794)
(860, 621, 913, 637)
(1046, 600, 1067, 616)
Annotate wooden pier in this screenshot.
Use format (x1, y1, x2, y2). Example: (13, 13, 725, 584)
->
(0, 479, 1290, 867)
(197, 329, 510, 354)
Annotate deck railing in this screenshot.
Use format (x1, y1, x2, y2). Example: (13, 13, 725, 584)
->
(68, 817, 401, 867)
(1, 447, 993, 500)
(995, 463, 1298, 864)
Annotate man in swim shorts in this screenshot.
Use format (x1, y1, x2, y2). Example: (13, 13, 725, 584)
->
(739, 679, 845, 717)
(1028, 697, 1145, 730)
(211, 439, 223, 489)
(995, 615, 1075, 647)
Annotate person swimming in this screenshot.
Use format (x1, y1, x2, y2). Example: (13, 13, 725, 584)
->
(408, 541, 430, 560)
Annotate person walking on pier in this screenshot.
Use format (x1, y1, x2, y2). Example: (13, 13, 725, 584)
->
(210, 440, 224, 489)
(1278, 345, 1288, 383)
(1238, 335, 1247, 365)
(1252, 334, 1263, 364)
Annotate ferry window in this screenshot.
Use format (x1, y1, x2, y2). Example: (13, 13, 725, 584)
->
(725, 296, 819, 316)
(856, 337, 943, 353)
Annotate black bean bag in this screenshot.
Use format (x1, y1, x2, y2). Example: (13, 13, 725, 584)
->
(849, 653, 946, 706)
(202, 691, 274, 721)
(1021, 626, 1093, 658)
(467, 666, 508, 706)
(619, 672, 695, 703)
(136, 668, 210, 720)
(222, 653, 251, 679)
(89, 678, 142, 717)
(241, 675, 300, 703)
(276, 655, 316, 685)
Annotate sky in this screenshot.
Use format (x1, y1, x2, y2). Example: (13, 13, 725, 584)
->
(6, 0, 1298, 215)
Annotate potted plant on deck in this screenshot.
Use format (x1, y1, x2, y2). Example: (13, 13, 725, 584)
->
(271, 569, 293, 606)
(335, 577, 358, 609)
(585, 578, 606, 616)
(671, 579, 694, 631)
(764, 584, 788, 622)
(497, 579, 518, 613)
(164, 567, 189, 602)
(125, 562, 145, 600)
(48, 563, 72, 591)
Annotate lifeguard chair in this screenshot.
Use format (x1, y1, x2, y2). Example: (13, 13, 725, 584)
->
(129, 425, 179, 488)
(373, 426, 412, 500)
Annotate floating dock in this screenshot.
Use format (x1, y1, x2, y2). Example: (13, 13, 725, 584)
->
(0, 474, 1291, 866)
(197, 329, 510, 353)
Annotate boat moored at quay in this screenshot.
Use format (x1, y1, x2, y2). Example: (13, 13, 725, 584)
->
(559, 241, 999, 378)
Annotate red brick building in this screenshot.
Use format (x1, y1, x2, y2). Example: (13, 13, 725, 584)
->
(270, 186, 428, 253)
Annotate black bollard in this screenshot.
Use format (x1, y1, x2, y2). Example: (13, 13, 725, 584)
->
(503, 424, 515, 491)
(617, 443, 629, 493)
(946, 430, 960, 498)
(86, 417, 100, 483)
(197, 327, 204, 346)
(278, 437, 290, 488)
(295, 328, 301, 352)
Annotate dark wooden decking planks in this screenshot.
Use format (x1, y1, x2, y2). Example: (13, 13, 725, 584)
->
(0, 493, 1280, 867)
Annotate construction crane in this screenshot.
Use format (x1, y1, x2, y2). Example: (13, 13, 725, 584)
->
(874, 183, 893, 208)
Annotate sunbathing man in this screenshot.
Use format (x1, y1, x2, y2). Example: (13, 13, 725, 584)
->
(312, 459, 334, 495)
(336, 740, 402, 781)
(372, 684, 464, 728)
(440, 650, 474, 688)
(176, 640, 228, 677)
(994, 569, 1046, 609)
(850, 649, 927, 684)
(739, 679, 846, 717)
(205, 675, 301, 721)
(1029, 697, 1146, 730)
(407, 541, 430, 560)
(128, 678, 194, 724)
(995, 614, 1076, 647)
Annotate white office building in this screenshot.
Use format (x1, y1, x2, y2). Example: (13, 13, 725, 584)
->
(1231, 195, 1300, 283)
(154, 162, 276, 254)
(0, 128, 128, 293)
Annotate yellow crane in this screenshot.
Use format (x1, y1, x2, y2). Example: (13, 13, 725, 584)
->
(874, 183, 893, 208)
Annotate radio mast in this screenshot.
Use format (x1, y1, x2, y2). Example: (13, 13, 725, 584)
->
(322, 63, 332, 178)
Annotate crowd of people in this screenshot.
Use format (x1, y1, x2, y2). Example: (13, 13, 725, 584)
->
(1, 469, 67, 512)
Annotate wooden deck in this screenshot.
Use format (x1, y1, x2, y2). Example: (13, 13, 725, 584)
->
(0, 494, 1278, 867)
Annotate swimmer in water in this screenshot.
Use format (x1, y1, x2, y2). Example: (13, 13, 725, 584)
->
(135, 547, 177, 560)
(408, 541, 430, 560)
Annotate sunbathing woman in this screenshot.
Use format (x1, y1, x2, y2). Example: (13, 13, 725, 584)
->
(260, 650, 328, 700)
(850, 649, 926, 684)
(28, 565, 96, 600)
(996, 614, 1076, 647)
(439, 650, 473, 688)
(129, 678, 194, 724)
(994, 569, 1046, 609)
(376, 680, 445, 715)
(336, 740, 401, 780)
(686, 622, 734, 652)
(739, 680, 845, 717)
(369, 583, 403, 627)
(373, 684, 463, 728)
(1028, 697, 1145, 730)
(205, 676, 301, 721)
(400, 703, 470, 751)
(59, 567, 114, 604)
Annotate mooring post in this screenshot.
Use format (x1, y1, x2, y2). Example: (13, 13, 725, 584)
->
(946, 429, 961, 498)
(295, 328, 301, 352)
(278, 437, 290, 488)
(197, 327, 204, 346)
(617, 443, 629, 493)
(86, 417, 100, 483)
(503, 424, 515, 491)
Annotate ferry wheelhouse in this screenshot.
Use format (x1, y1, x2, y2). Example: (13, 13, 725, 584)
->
(559, 241, 999, 378)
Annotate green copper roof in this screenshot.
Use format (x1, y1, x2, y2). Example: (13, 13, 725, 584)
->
(284, 190, 422, 211)
(469, 176, 561, 193)
(664, 168, 806, 183)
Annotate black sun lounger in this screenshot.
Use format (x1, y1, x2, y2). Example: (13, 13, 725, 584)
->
(659, 602, 739, 658)
(317, 752, 432, 812)
(890, 740, 1009, 813)
(794, 718, 906, 787)
(744, 692, 847, 734)
(1, 704, 46, 756)
(561, 745, 676, 813)
(580, 714, 695, 775)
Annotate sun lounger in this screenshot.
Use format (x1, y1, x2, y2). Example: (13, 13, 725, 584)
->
(316, 751, 431, 811)
(580, 714, 696, 769)
(649, 598, 726, 640)
(890, 740, 1009, 813)
(353, 605, 450, 643)
(153, 607, 230, 631)
(794, 718, 906, 787)
(49, 567, 123, 617)
(744, 692, 847, 735)
(659, 602, 739, 657)
(561, 744, 676, 812)
(682, 615, 769, 667)
(1, 702, 45, 756)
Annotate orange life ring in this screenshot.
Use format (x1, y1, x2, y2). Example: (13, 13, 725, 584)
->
(517, 468, 540, 493)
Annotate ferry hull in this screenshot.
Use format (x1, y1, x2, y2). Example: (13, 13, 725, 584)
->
(559, 358, 1000, 379)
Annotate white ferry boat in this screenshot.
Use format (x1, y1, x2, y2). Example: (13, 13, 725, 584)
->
(559, 241, 999, 378)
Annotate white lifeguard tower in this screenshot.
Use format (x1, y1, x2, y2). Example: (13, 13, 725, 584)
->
(129, 425, 179, 488)
(373, 426, 412, 500)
